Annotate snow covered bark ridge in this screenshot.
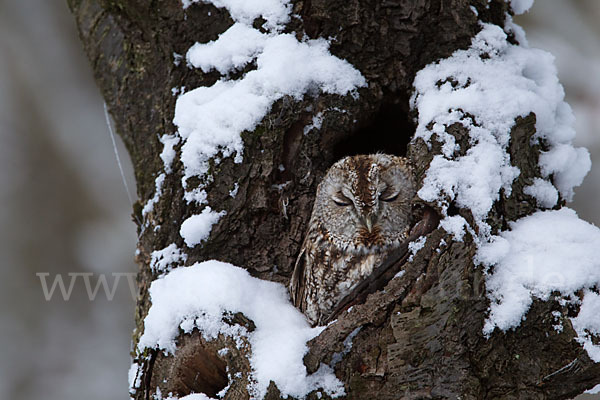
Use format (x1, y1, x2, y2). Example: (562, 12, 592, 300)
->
(172, 0, 365, 249)
(411, 22, 598, 359)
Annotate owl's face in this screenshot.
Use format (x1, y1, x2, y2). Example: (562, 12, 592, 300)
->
(310, 154, 416, 253)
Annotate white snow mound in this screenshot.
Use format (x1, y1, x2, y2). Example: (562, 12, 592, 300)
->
(138, 261, 345, 399)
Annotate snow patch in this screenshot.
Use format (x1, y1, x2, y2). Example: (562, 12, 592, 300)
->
(159, 134, 179, 173)
(571, 290, 600, 362)
(181, 0, 291, 31)
(150, 243, 188, 275)
(229, 182, 239, 198)
(412, 23, 589, 221)
(186, 23, 268, 75)
(407, 236, 426, 262)
(138, 261, 345, 399)
(523, 177, 558, 208)
(439, 216, 469, 242)
(393, 270, 406, 279)
(411, 21, 596, 359)
(180, 207, 226, 247)
(586, 383, 600, 395)
(159, 393, 216, 400)
(539, 142, 590, 198)
(128, 362, 142, 394)
(183, 187, 208, 205)
(142, 173, 166, 218)
(303, 112, 324, 135)
(179, 394, 215, 400)
(330, 327, 361, 366)
(477, 208, 600, 347)
(176, 33, 366, 180)
(510, 0, 534, 15)
(175, 1, 366, 182)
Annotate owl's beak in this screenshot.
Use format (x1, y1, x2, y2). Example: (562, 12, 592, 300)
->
(364, 215, 373, 233)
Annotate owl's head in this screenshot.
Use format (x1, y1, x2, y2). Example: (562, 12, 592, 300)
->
(311, 154, 416, 253)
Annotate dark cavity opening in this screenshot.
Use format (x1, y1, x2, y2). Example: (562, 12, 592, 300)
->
(332, 100, 414, 160)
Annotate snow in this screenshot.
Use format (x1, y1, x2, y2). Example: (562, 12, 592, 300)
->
(138, 261, 345, 399)
(571, 290, 600, 362)
(186, 23, 267, 75)
(504, 14, 528, 46)
(142, 135, 179, 222)
(539, 142, 590, 198)
(393, 270, 405, 279)
(586, 383, 600, 395)
(477, 208, 600, 346)
(159, 134, 179, 173)
(183, 187, 208, 205)
(510, 0, 534, 15)
(407, 236, 426, 262)
(228, 182, 239, 198)
(142, 173, 166, 217)
(418, 141, 519, 237)
(411, 21, 597, 358)
(128, 362, 142, 393)
(175, 1, 365, 182)
(439, 215, 469, 242)
(180, 207, 226, 247)
(174, 0, 365, 247)
(330, 327, 361, 366)
(152, 392, 215, 400)
(150, 244, 188, 275)
(303, 112, 323, 135)
(178, 394, 215, 400)
(523, 177, 558, 208)
(181, 0, 291, 31)
(412, 23, 589, 231)
(176, 33, 366, 180)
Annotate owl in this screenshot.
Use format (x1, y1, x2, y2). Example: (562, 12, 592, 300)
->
(290, 154, 416, 326)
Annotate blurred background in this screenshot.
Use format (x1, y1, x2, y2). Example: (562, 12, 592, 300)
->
(0, 0, 137, 398)
(0, 0, 597, 399)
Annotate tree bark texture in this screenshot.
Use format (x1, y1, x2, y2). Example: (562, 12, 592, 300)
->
(67, 0, 600, 398)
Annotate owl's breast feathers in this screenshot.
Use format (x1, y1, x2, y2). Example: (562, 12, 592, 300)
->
(315, 223, 387, 253)
(355, 226, 385, 248)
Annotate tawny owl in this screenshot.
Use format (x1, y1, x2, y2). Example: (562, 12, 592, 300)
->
(290, 154, 417, 326)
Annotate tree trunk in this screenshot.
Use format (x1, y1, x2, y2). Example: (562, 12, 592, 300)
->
(67, 0, 600, 399)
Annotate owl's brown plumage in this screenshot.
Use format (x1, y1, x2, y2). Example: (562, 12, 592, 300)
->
(290, 154, 416, 326)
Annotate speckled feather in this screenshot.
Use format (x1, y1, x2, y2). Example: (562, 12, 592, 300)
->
(290, 154, 416, 325)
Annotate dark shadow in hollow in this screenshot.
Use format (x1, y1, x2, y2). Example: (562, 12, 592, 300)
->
(332, 100, 415, 161)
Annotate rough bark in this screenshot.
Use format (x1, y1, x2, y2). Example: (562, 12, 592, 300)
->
(67, 0, 600, 398)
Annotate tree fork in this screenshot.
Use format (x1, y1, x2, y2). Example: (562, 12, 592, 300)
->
(67, 0, 600, 398)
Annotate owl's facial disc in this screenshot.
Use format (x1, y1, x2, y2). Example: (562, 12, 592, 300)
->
(330, 181, 397, 234)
